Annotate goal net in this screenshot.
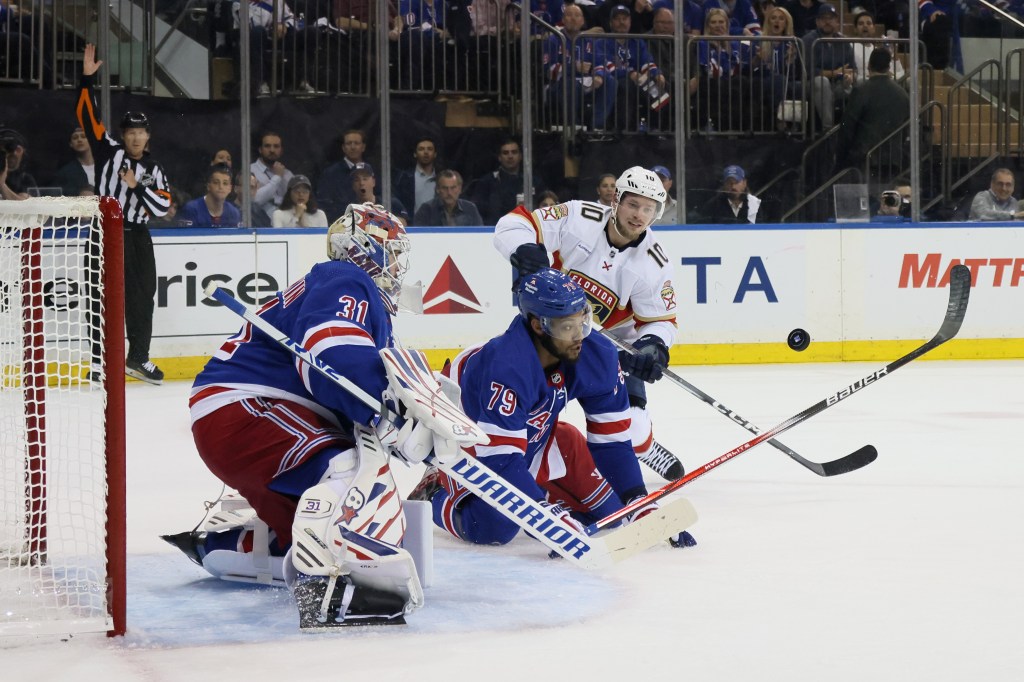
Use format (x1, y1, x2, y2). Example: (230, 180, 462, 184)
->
(0, 196, 125, 638)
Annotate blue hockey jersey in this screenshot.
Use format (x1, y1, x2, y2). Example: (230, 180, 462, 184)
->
(190, 261, 394, 430)
(449, 316, 644, 503)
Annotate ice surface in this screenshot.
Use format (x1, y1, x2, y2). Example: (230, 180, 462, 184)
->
(3, 360, 1023, 681)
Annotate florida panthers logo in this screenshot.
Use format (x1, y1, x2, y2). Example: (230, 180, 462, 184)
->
(566, 270, 619, 324)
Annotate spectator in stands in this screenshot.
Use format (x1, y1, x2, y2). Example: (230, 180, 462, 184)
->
(413, 169, 483, 226)
(469, 137, 544, 224)
(237, 0, 315, 96)
(536, 190, 560, 208)
(466, 0, 511, 91)
(210, 148, 233, 172)
(53, 128, 96, 196)
(470, 0, 511, 36)
(755, 6, 803, 130)
(397, 0, 451, 91)
(969, 169, 1024, 221)
(689, 8, 753, 132)
(317, 129, 370, 222)
(542, 3, 616, 133)
(802, 3, 855, 130)
(596, 173, 617, 206)
(331, 0, 401, 92)
(596, 0, 656, 33)
(698, 164, 762, 223)
(852, 11, 905, 83)
(272, 174, 329, 227)
(0, 127, 33, 200)
(181, 164, 241, 227)
(645, 6, 682, 131)
(394, 136, 438, 219)
(919, 0, 959, 71)
(701, 0, 763, 35)
(783, 0, 822, 37)
(755, 0, 777, 26)
(250, 130, 294, 220)
(836, 48, 909, 181)
(190, 147, 235, 201)
(651, 165, 678, 225)
(350, 165, 410, 224)
(232, 170, 271, 227)
(605, 5, 668, 132)
(0, 1, 48, 85)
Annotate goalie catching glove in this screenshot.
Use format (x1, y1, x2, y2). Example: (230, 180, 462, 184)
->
(374, 396, 462, 466)
(618, 334, 669, 383)
(376, 347, 488, 466)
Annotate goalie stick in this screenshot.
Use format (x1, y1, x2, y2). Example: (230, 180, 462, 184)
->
(205, 284, 698, 570)
(598, 325, 876, 477)
(589, 263, 972, 533)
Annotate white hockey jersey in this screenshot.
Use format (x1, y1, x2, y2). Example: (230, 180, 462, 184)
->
(494, 201, 678, 346)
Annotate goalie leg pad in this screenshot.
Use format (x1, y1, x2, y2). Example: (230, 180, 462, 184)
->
(289, 424, 424, 617)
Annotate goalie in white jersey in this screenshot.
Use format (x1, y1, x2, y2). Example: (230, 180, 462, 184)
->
(494, 166, 684, 480)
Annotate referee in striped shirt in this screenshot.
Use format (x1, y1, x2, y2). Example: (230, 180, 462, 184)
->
(76, 43, 171, 385)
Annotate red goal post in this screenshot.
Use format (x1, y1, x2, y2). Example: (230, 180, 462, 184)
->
(0, 196, 125, 638)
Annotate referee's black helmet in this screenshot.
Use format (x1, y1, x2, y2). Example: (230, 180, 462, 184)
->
(120, 111, 150, 131)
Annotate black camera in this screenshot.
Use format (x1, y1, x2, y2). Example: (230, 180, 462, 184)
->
(881, 191, 901, 208)
(0, 128, 24, 154)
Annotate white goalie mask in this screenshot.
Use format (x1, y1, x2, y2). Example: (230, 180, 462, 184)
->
(327, 203, 411, 310)
(615, 166, 667, 221)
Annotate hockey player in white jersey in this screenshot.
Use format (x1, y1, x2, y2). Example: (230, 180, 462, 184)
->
(494, 166, 684, 480)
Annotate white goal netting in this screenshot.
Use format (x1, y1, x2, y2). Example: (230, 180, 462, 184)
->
(0, 197, 117, 637)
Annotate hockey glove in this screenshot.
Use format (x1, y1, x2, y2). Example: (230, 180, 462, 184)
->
(375, 412, 435, 465)
(510, 243, 550, 278)
(619, 335, 669, 383)
(623, 494, 659, 524)
(669, 531, 697, 548)
(539, 500, 585, 534)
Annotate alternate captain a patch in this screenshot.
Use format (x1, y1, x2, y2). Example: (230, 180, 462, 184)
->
(566, 270, 619, 323)
(540, 203, 569, 221)
(661, 280, 677, 310)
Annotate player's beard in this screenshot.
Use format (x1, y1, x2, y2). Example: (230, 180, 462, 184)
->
(539, 333, 582, 365)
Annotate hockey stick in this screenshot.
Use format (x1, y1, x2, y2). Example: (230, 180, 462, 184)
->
(598, 325, 876, 477)
(589, 263, 972, 533)
(205, 284, 698, 569)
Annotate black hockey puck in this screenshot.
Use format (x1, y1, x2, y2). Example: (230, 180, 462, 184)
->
(787, 328, 810, 352)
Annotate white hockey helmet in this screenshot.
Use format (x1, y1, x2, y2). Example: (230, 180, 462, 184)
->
(327, 202, 411, 305)
(615, 166, 667, 221)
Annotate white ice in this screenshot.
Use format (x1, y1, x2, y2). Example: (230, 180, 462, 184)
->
(4, 359, 1023, 681)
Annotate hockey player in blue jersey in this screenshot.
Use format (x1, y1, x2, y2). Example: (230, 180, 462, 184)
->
(410, 268, 694, 549)
(164, 203, 437, 627)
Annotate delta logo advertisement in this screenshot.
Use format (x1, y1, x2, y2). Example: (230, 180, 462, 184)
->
(423, 256, 484, 314)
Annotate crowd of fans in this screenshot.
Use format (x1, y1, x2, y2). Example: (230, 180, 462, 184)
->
(3, 1, 1021, 225)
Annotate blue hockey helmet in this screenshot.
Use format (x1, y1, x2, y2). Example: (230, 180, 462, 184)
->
(517, 268, 593, 341)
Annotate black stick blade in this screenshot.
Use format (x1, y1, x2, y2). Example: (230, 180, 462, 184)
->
(817, 444, 878, 476)
(938, 264, 971, 342)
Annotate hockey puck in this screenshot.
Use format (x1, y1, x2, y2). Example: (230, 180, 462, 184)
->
(787, 328, 810, 352)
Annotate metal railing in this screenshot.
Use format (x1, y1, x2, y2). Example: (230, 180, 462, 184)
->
(943, 59, 1004, 200)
